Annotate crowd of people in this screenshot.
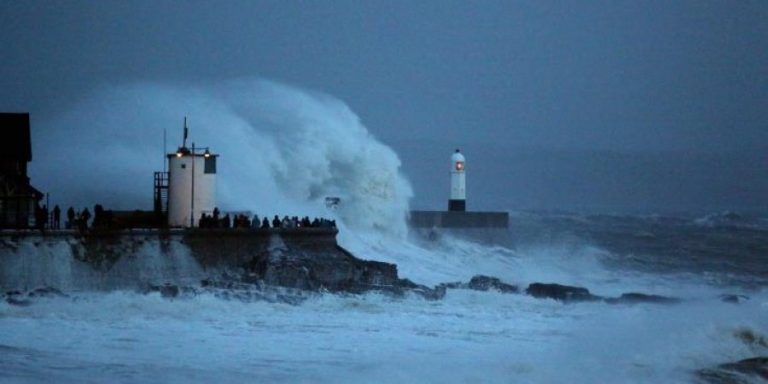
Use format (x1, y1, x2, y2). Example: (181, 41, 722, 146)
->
(34, 204, 117, 232)
(198, 208, 336, 230)
(32, 204, 336, 231)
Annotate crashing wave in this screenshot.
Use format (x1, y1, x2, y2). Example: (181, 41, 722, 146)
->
(32, 79, 413, 236)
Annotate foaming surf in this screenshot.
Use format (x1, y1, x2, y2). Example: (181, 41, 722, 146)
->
(1, 282, 766, 383)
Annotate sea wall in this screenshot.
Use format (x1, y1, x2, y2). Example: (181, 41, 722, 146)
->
(0, 228, 399, 292)
(408, 210, 509, 228)
(408, 210, 512, 245)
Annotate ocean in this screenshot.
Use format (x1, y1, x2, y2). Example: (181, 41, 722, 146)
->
(1, 210, 766, 383)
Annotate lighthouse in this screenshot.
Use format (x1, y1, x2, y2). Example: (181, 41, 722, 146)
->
(166, 123, 218, 227)
(408, 148, 508, 229)
(449, 149, 466, 211)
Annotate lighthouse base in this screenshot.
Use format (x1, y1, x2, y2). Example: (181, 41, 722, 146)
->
(448, 200, 466, 212)
(409, 210, 508, 229)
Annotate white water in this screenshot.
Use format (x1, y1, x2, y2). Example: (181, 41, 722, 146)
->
(1, 258, 767, 383)
(2, 229, 766, 383)
(5, 81, 767, 383)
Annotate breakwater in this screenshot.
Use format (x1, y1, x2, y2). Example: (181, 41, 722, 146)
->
(0, 228, 402, 293)
(408, 210, 509, 228)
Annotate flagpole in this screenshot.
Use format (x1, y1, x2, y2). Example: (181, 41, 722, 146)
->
(183, 117, 188, 148)
(163, 128, 167, 173)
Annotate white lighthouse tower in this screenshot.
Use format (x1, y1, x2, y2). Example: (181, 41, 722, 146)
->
(449, 149, 466, 211)
(166, 122, 218, 227)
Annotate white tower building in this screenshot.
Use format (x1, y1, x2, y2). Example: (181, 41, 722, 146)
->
(449, 149, 466, 211)
(166, 129, 218, 227)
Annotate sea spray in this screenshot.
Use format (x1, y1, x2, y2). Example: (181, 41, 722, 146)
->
(0, 235, 205, 291)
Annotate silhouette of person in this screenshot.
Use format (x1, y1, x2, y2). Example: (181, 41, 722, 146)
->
(80, 208, 91, 230)
(261, 217, 270, 229)
(66, 207, 75, 229)
(272, 215, 281, 228)
(52, 205, 61, 229)
(93, 204, 104, 228)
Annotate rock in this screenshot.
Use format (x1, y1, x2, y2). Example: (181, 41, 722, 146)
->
(159, 284, 180, 298)
(720, 294, 749, 304)
(719, 357, 768, 379)
(203, 244, 447, 300)
(396, 278, 420, 289)
(412, 283, 447, 301)
(144, 284, 182, 299)
(525, 283, 601, 302)
(242, 238, 406, 296)
(734, 328, 768, 349)
(434, 276, 518, 294)
(187, 231, 405, 295)
(5, 291, 31, 306)
(391, 279, 446, 300)
(466, 275, 519, 294)
(437, 281, 465, 290)
(275, 294, 307, 306)
(4, 287, 67, 306)
(605, 293, 680, 305)
(5, 297, 32, 306)
(27, 286, 67, 298)
(697, 357, 768, 383)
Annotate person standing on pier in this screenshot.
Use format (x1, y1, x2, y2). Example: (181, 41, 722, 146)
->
(80, 208, 91, 231)
(52, 205, 61, 229)
(66, 207, 75, 229)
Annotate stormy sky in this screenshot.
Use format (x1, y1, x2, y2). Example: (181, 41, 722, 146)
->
(1, 1, 767, 214)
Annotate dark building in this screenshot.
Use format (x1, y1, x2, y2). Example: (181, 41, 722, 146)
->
(0, 113, 43, 228)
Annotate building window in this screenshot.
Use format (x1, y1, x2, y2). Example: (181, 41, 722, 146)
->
(181, 164, 186, 169)
(204, 157, 216, 174)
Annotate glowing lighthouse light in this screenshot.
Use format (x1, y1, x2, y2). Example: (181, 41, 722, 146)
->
(449, 149, 466, 211)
